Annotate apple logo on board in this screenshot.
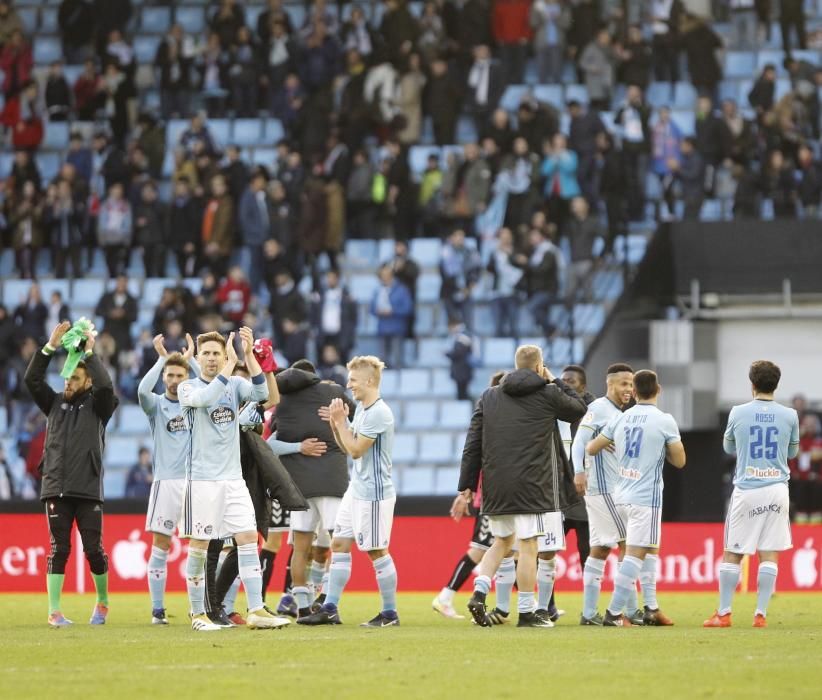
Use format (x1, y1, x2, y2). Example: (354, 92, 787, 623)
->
(112, 530, 148, 580)
(792, 538, 818, 589)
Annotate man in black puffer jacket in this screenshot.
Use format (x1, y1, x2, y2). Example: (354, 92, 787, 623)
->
(458, 343, 586, 628)
(275, 359, 356, 618)
(25, 321, 119, 627)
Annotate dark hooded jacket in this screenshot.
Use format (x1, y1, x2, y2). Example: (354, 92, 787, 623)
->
(240, 428, 308, 537)
(458, 369, 586, 515)
(25, 349, 119, 502)
(274, 368, 355, 499)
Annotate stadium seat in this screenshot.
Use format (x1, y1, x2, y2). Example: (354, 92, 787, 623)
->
(43, 121, 69, 149)
(403, 400, 438, 429)
(725, 51, 756, 78)
(18, 7, 37, 33)
(429, 368, 454, 398)
(134, 35, 161, 64)
(40, 7, 57, 32)
(246, 5, 264, 30)
(500, 85, 530, 112)
(399, 465, 434, 494)
(264, 118, 285, 142)
(399, 369, 431, 397)
(0, 250, 13, 278)
(438, 400, 472, 430)
(673, 82, 697, 110)
(2, 279, 34, 307)
(409, 238, 442, 269)
(36, 152, 61, 182)
(433, 466, 460, 495)
(175, 7, 206, 33)
(0, 406, 7, 432)
(347, 273, 379, 304)
(419, 433, 453, 464)
(232, 119, 263, 147)
(564, 84, 588, 105)
(482, 337, 515, 367)
(286, 5, 307, 31)
(104, 470, 128, 499)
(533, 85, 562, 107)
(142, 278, 178, 307)
(670, 110, 695, 135)
(180, 277, 204, 296)
(344, 239, 378, 270)
(416, 337, 450, 368)
(34, 36, 63, 66)
(208, 119, 231, 148)
(166, 118, 189, 150)
(700, 199, 723, 221)
(38, 279, 71, 304)
(756, 50, 784, 72)
(408, 146, 440, 177)
(105, 437, 144, 468)
(380, 369, 400, 398)
(250, 147, 278, 167)
(117, 404, 148, 435)
(142, 6, 172, 33)
(71, 279, 106, 307)
(456, 117, 477, 143)
(392, 433, 418, 463)
(416, 273, 441, 303)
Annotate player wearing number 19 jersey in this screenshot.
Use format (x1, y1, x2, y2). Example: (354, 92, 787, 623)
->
(587, 370, 686, 627)
(704, 360, 799, 629)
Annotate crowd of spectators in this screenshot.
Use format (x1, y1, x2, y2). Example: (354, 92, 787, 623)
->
(0, 1, 821, 500)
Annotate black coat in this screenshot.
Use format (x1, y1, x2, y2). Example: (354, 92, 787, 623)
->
(25, 350, 119, 502)
(309, 287, 358, 354)
(240, 429, 308, 537)
(274, 369, 355, 499)
(459, 369, 587, 515)
(95, 291, 138, 352)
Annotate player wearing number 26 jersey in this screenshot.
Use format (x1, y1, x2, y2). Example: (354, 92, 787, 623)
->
(704, 361, 799, 629)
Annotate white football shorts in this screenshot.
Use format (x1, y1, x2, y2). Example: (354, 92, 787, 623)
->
(586, 493, 626, 548)
(144, 478, 185, 536)
(181, 479, 257, 540)
(290, 496, 341, 535)
(724, 482, 792, 555)
(617, 503, 662, 548)
(333, 488, 395, 551)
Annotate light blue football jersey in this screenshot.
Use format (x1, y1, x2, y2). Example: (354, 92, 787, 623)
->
(603, 403, 681, 507)
(723, 399, 800, 490)
(350, 398, 396, 501)
(137, 358, 192, 480)
(572, 397, 623, 496)
(179, 373, 268, 481)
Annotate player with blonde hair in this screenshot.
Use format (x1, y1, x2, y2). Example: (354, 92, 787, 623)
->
(298, 355, 400, 627)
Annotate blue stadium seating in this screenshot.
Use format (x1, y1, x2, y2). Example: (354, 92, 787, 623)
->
(105, 437, 144, 468)
(33, 37, 62, 65)
(117, 405, 148, 434)
(142, 6, 172, 33)
(439, 400, 472, 430)
(175, 7, 206, 34)
(250, 147, 278, 168)
(392, 433, 417, 463)
(533, 85, 562, 107)
(41, 8, 57, 32)
(232, 119, 263, 147)
(38, 279, 72, 303)
(344, 239, 378, 270)
(408, 238, 441, 268)
(18, 7, 37, 33)
(264, 118, 285, 142)
(433, 466, 460, 495)
(404, 400, 439, 429)
(399, 369, 431, 397)
(348, 273, 379, 304)
(419, 434, 453, 464)
(725, 51, 756, 78)
(416, 273, 441, 303)
(142, 278, 178, 307)
(500, 85, 529, 112)
(482, 337, 515, 367)
(399, 465, 434, 494)
(134, 35, 161, 64)
(43, 121, 69, 150)
(416, 337, 450, 368)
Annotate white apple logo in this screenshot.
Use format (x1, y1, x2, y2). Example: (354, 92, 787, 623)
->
(792, 538, 818, 589)
(113, 530, 149, 580)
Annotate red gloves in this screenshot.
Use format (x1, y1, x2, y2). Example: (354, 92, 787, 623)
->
(253, 337, 277, 373)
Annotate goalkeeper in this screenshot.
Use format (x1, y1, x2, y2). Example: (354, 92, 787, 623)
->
(24, 321, 120, 628)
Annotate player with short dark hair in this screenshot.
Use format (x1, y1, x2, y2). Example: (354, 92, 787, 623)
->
(138, 333, 198, 625)
(25, 322, 119, 627)
(587, 370, 686, 627)
(704, 360, 799, 628)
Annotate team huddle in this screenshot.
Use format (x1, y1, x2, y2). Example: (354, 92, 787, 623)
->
(27, 322, 799, 631)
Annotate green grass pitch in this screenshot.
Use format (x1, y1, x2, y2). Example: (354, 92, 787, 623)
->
(1, 592, 820, 700)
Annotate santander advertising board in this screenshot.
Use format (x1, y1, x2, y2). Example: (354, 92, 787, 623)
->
(0, 516, 820, 592)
